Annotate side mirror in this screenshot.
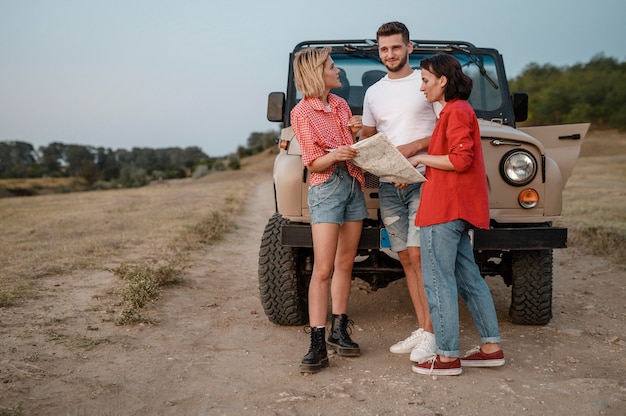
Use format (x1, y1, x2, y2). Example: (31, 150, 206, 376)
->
(267, 92, 285, 122)
(512, 92, 528, 122)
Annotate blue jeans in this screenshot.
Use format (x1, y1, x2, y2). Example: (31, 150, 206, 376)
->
(378, 182, 422, 251)
(420, 219, 501, 358)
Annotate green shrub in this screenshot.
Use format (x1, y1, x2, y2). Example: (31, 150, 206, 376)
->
(117, 167, 149, 188)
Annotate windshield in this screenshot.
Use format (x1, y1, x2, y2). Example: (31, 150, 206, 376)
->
(295, 52, 504, 119)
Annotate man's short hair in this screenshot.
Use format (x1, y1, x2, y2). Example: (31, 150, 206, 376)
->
(376, 21, 410, 44)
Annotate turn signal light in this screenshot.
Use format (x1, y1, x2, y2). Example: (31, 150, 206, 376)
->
(518, 188, 539, 209)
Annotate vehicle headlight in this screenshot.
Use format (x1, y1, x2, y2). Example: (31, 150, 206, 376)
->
(500, 150, 537, 186)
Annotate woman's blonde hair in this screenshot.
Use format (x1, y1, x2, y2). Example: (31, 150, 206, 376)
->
(293, 47, 331, 98)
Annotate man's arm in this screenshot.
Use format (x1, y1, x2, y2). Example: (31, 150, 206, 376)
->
(397, 136, 431, 159)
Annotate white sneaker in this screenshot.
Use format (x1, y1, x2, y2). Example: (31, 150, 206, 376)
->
(389, 328, 424, 354)
(409, 331, 437, 363)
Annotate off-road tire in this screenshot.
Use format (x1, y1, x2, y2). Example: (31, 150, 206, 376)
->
(258, 213, 309, 326)
(509, 250, 553, 325)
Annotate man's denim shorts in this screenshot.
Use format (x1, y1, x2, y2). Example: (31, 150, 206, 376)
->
(308, 165, 368, 225)
(378, 182, 422, 251)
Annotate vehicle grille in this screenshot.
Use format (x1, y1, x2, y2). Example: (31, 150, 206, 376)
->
(365, 172, 379, 189)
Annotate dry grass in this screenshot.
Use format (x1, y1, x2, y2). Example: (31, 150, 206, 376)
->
(0, 177, 87, 197)
(0, 161, 271, 309)
(0, 176, 82, 188)
(112, 262, 185, 324)
(559, 129, 626, 265)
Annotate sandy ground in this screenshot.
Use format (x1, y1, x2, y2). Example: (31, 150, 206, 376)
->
(1, 175, 625, 416)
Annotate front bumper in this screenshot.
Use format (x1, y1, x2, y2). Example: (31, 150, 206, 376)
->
(280, 223, 567, 251)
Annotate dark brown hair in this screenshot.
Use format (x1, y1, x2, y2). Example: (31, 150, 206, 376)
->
(420, 54, 473, 101)
(376, 21, 409, 44)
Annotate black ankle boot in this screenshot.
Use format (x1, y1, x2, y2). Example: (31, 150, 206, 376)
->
(327, 314, 360, 357)
(300, 326, 329, 374)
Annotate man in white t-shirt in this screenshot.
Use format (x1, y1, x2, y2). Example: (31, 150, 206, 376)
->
(361, 21, 439, 364)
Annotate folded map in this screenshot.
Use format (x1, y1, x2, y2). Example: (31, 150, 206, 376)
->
(351, 132, 427, 184)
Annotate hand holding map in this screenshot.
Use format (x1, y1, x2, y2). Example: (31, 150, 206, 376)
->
(350, 132, 427, 184)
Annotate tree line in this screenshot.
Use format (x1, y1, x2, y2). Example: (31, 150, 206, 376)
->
(510, 53, 626, 130)
(0, 131, 278, 187)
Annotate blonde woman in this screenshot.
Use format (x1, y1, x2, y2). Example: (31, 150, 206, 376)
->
(291, 47, 366, 374)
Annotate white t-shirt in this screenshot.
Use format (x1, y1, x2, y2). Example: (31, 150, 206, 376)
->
(362, 69, 440, 175)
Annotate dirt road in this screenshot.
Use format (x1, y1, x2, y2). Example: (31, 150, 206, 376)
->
(1, 175, 625, 416)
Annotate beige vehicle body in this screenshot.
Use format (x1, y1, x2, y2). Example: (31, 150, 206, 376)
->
(258, 39, 589, 326)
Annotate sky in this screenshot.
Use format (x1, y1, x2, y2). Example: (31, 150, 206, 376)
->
(1, 0, 625, 157)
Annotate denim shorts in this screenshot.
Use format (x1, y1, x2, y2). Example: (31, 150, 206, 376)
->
(308, 165, 368, 224)
(378, 182, 422, 251)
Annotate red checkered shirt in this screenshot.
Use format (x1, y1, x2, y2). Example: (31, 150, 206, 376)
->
(290, 94, 365, 189)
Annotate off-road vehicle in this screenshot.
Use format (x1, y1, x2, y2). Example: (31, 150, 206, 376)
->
(258, 39, 589, 327)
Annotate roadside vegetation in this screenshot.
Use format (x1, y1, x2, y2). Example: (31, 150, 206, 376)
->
(112, 261, 186, 325)
(0, 130, 278, 196)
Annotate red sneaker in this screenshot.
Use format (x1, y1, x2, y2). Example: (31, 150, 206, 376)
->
(460, 346, 505, 367)
(412, 355, 462, 376)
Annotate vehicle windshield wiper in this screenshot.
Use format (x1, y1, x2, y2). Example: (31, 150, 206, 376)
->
(447, 45, 498, 90)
